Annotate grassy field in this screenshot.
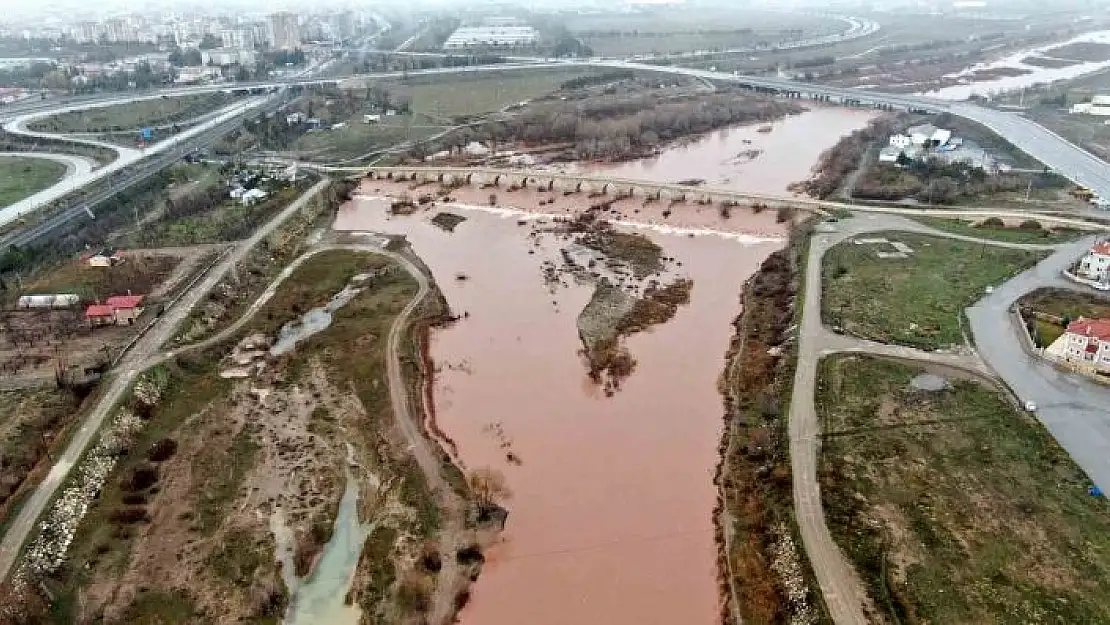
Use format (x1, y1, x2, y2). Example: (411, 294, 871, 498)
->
(1020, 287, 1110, 347)
(0, 156, 67, 207)
(288, 116, 444, 162)
(15, 254, 179, 304)
(28, 93, 231, 134)
(822, 231, 1047, 350)
(392, 69, 601, 119)
(563, 9, 843, 56)
(1021, 287, 1110, 320)
(134, 184, 304, 247)
(287, 70, 603, 162)
(818, 354, 1110, 624)
(1043, 41, 1110, 62)
(909, 215, 1085, 244)
(0, 389, 82, 527)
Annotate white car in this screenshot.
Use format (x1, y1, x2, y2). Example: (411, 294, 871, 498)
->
(1024, 400, 1037, 412)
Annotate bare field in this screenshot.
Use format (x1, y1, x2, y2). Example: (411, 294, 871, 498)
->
(818, 355, 1110, 624)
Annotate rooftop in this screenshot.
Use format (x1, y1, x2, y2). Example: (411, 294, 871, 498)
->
(1067, 317, 1110, 342)
(104, 294, 145, 309)
(85, 304, 115, 318)
(1092, 241, 1110, 256)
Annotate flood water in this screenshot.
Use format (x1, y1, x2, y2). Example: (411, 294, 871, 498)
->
(571, 106, 878, 195)
(330, 113, 874, 624)
(336, 198, 782, 625)
(926, 29, 1110, 100)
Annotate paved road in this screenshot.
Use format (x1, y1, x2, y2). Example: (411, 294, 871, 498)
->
(0, 97, 268, 228)
(0, 180, 329, 583)
(788, 212, 1070, 624)
(967, 236, 1110, 492)
(0, 151, 95, 208)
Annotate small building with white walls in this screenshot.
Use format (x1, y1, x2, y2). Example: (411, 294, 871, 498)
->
(1078, 241, 1110, 285)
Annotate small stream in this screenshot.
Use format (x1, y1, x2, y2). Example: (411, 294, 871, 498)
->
(280, 445, 372, 625)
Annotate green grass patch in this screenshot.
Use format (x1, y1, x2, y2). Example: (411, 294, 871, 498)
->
(289, 117, 446, 163)
(822, 231, 1047, 350)
(0, 156, 67, 207)
(818, 354, 1110, 624)
(118, 589, 207, 624)
(139, 185, 304, 247)
(909, 215, 1085, 244)
(395, 69, 600, 119)
(29, 93, 230, 134)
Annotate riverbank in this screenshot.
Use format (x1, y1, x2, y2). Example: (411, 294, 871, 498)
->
(336, 192, 783, 625)
(715, 221, 829, 625)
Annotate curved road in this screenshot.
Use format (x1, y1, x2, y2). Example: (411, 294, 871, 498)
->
(789, 212, 1091, 623)
(0, 96, 270, 228)
(0, 179, 330, 583)
(0, 151, 96, 211)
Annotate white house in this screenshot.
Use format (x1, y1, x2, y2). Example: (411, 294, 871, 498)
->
(1078, 241, 1110, 285)
(240, 188, 269, 205)
(906, 124, 952, 147)
(1071, 95, 1110, 116)
(908, 124, 937, 146)
(463, 141, 491, 157)
(878, 146, 903, 163)
(889, 134, 912, 149)
(1051, 317, 1110, 376)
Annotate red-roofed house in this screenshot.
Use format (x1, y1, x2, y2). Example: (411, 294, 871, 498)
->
(1078, 241, 1110, 286)
(85, 294, 146, 327)
(85, 304, 116, 327)
(1059, 317, 1110, 375)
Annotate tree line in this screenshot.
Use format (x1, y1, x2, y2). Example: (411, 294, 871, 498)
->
(451, 91, 802, 161)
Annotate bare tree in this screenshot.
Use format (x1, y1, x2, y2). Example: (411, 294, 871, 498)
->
(468, 467, 512, 511)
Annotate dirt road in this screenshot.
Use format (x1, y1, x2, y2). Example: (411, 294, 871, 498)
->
(0, 180, 329, 583)
(162, 241, 467, 624)
(787, 213, 1067, 624)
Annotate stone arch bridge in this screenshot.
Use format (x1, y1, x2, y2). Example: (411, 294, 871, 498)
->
(363, 166, 830, 213)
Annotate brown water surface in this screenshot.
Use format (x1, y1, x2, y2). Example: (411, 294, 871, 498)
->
(336, 198, 780, 625)
(573, 106, 878, 194)
(331, 109, 878, 624)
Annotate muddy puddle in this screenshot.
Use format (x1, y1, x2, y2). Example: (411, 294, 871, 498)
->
(270, 276, 372, 357)
(565, 106, 878, 195)
(335, 195, 783, 625)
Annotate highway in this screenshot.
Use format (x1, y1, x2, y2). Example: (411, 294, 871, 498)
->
(0, 96, 269, 228)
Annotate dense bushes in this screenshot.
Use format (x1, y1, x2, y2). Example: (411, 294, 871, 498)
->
(464, 92, 802, 161)
(791, 116, 903, 199)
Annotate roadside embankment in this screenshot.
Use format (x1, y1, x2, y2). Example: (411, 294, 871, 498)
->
(715, 222, 829, 625)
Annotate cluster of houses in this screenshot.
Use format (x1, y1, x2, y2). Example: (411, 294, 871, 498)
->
(15, 291, 146, 327)
(878, 123, 1003, 172)
(1042, 241, 1110, 379)
(225, 166, 297, 205)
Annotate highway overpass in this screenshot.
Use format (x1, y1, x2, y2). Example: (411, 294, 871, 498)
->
(5, 56, 1110, 242)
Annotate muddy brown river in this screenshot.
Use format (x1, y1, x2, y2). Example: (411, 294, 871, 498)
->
(333, 107, 872, 624)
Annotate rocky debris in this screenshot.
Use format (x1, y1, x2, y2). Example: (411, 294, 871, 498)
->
(18, 406, 148, 580)
(769, 524, 818, 625)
